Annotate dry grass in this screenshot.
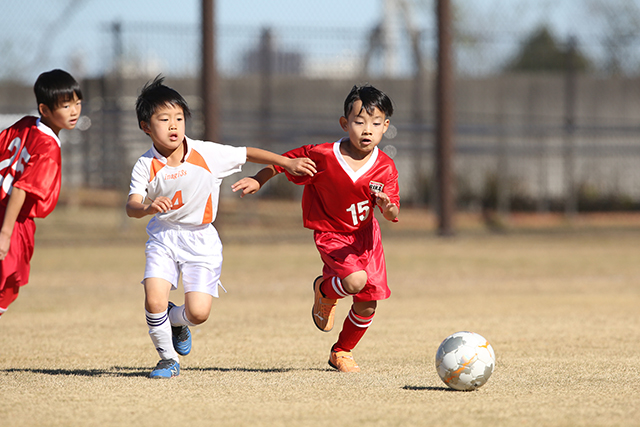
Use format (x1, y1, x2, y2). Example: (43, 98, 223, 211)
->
(1, 203, 640, 426)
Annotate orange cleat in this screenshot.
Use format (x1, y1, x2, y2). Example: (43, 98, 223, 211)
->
(328, 350, 360, 373)
(312, 276, 337, 332)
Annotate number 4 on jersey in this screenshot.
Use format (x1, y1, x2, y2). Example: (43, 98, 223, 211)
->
(170, 190, 184, 210)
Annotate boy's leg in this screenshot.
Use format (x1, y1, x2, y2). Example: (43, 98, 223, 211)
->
(183, 291, 214, 325)
(167, 291, 213, 328)
(314, 271, 368, 332)
(329, 300, 377, 373)
(167, 291, 212, 356)
(144, 278, 179, 378)
(0, 281, 20, 318)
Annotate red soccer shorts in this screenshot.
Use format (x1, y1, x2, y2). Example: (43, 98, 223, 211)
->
(313, 218, 390, 303)
(0, 214, 35, 293)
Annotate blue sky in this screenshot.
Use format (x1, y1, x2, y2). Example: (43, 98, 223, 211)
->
(2, 0, 395, 81)
(1, 0, 634, 82)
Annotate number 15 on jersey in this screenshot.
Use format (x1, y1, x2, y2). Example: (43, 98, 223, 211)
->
(346, 200, 370, 226)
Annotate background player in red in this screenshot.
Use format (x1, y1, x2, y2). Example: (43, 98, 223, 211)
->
(232, 84, 399, 372)
(0, 69, 82, 318)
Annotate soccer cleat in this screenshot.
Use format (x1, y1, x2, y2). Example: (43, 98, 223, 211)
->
(328, 350, 360, 373)
(168, 302, 192, 356)
(312, 276, 337, 332)
(149, 358, 180, 379)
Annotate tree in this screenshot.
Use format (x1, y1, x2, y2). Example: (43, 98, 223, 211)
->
(506, 26, 590, 73)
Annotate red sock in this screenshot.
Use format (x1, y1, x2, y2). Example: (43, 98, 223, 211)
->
(333, 307, 375, 352)
(320, 276, 350, 299)
(0, 282, 20, 316)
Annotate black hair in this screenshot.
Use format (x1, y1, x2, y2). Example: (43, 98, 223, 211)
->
(34, 69, 82, 111)
(135, 75, 191, 129)
(343, 84, 394, 119)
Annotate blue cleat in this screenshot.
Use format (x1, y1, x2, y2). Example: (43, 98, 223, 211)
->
(149, 358, 180, 379)
(168, 302, 192, 356)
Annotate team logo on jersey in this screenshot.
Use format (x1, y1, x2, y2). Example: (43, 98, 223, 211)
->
(369, 181, 384, 194)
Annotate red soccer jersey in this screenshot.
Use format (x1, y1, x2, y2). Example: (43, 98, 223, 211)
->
(276, 141, 400, 233)
(0, 116, 62, 220)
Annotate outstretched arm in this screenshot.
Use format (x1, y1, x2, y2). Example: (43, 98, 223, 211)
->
(246, 147, 316, 177)
(231, 166, 278, 198)
(0, 187, 26, 260)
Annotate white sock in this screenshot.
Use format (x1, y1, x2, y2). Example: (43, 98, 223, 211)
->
(168, 304, 196, 327)
(145, 309, 179, 362)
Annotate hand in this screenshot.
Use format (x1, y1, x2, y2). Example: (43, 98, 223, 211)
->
(232, 177, 261, 198)
(374, 192, 398, 222)
(0, 233, 10, 261)
(284, 157, 316, 177)
(374, 191, 394, 211)
(147, 196, 173, 214)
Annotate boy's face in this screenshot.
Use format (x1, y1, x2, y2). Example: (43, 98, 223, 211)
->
(39, 93, 82, 135)
(339, 100, 390, 157)
(141, 103, 186, 157)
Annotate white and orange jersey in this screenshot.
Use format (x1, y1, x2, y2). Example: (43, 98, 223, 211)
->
(129, 136, 247, 226)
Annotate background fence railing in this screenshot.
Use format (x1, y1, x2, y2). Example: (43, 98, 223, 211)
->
(3, 1, 640, 231)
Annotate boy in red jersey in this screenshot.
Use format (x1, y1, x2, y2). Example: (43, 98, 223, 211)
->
(233, 84, 399, 372)
(0, 69, 82, 317)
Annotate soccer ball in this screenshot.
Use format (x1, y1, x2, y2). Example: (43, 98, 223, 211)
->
(435, 331, 495, 391)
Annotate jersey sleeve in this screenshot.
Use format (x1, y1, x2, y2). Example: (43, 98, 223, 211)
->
(274, 145, 317, 185)
(128, 157, 151, 198)
(213, 144, 246, 178)
(385, 164, 400, 207)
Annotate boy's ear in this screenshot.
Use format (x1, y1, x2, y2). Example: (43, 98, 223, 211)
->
(140, 121, 151, 134)
(38, 103, 51, 118)
(339, 116, 348, 131)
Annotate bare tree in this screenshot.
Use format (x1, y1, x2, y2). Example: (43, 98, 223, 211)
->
(587, 0, 640, 75)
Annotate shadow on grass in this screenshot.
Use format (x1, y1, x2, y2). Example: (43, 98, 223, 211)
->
(403, 385, 456, 392)
(1, 365, 334, 377)
(1, 366, 149, 378)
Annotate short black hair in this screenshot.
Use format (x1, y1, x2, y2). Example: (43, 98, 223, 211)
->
(135, 75, 191, 129)
(34, 69, 82, 111)
(343, 84, 393, 119)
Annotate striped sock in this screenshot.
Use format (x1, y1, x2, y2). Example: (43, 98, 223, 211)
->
(333, 307, 375, 352)
(146, 309, 179, 361)
(320, 276, 350, 299)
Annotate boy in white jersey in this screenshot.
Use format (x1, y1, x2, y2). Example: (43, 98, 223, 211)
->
(126, 76, 316, 378)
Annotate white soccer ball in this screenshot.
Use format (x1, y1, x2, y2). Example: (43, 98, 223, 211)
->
(435, 331, 495, 391)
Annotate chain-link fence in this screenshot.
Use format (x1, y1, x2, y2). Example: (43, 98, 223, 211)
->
(3, 0, 640, 238)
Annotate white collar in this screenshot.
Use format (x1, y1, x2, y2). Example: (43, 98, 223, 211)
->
(36, 118, 61, 147)
(332, 140, 378, 183)
(151, 136, 192, 164)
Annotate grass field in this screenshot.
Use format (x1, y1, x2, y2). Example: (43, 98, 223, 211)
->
(1, 202, 639, 426)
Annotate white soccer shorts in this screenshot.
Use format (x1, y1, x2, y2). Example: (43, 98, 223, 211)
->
(143, 218, 224, 297)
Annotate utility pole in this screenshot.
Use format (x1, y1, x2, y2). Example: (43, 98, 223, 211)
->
(202, 0, 219, 141)
(435, 0, 455, 236)
(563, 35, 577, 217)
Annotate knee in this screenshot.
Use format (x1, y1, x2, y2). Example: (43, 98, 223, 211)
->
(186, 308, 209, 325)
(353, 301, 377, 317)
(341, 271, 368, 294)
(145, 296, 169, 314)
